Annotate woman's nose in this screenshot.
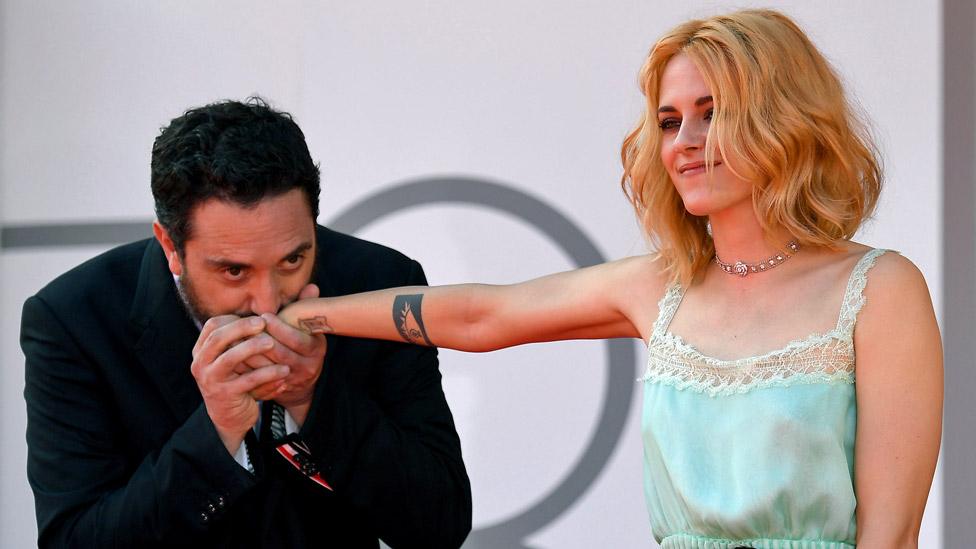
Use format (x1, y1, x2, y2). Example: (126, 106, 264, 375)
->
(674, 118, 706, 150)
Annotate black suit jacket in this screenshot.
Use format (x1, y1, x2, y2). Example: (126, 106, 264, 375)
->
(21, 226, 471, 548)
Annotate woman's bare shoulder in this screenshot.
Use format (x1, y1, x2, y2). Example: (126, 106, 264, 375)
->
(812, 241, 919, 284)
(865, 250, 931, 300)
(811, 241, 928, 299)
(850, 246, 935, 335)
(839, 243, 929, 291)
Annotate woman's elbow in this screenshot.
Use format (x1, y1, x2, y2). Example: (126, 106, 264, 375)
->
(453, 285, 508, 352)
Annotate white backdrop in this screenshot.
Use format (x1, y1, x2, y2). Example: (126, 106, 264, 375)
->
(0, 1, 942, 547)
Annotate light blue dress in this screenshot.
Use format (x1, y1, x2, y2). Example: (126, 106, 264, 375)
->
(640, 249, 889, 548)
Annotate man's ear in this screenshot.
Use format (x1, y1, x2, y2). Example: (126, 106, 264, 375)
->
(152, 221, 184, 276)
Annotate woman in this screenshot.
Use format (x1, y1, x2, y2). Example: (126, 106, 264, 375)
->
(278, 9, 942, 548)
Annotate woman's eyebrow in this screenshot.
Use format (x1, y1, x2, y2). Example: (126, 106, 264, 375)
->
(658, 95, 713, 113)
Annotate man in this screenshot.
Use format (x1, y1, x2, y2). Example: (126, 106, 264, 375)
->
(21, 99, 472, 548)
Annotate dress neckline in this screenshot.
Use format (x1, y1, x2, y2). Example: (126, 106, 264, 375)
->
(647, 248, 889, 366)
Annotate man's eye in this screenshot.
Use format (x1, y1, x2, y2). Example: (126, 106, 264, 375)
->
(225, 266, 244, 279)
(658, 118, 680, 131)
(285, 254, 303, 267)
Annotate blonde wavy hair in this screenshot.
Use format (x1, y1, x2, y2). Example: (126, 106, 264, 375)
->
(620, 9, 882, 284)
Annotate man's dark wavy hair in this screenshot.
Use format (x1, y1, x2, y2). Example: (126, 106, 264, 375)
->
(151, 97, 321, 252)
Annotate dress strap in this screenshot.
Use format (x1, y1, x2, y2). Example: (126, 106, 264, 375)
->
(651, 282, 685, 339)
(835, 248, 893, 337)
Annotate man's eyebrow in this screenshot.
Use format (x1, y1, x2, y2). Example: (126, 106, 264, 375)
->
(205, 257, 250, 270)
(657, 95, 713, 113)
(279, 242, 313, 262)
(204, 242, 313, 270)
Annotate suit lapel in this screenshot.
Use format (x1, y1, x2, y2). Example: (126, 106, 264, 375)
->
(129, 240, 203, 422)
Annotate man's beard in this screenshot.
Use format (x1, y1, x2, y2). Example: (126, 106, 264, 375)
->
(175, 268, 233, 326)
(175, 262, 316, 326)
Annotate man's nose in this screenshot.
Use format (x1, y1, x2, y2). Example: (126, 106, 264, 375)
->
(249, 275, 283, 315)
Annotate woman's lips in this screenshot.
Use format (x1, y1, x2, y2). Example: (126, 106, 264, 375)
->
(678, 160, 722, 175)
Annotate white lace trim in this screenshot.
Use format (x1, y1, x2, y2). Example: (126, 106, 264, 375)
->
(835, 248, 889, 335)
(641, 330, 854, 396)
(640, 249, 890, 396)
(652, 282, 684, 339)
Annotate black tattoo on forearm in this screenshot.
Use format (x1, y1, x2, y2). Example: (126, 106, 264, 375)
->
(298, 316, 334, 335)
(392, 294, 434, 346)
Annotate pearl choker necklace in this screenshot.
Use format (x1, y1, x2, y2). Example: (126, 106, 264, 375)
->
(715, 240, 800, 277)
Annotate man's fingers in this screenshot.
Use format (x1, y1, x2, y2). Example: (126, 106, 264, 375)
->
(195, 317, 267, 370)
(211, 334, 276, 378)
(298, 283, 320, 301)
(232, 364, 290, 395)
(192, 315, 241, 358)
(261, 312, 323, 353)
(237, 333, 299, 370)
(243, 350, 275, 369)
(233, 351, 275, 375)
(250, 335, 306, 369)
(249, 378, 287, 401)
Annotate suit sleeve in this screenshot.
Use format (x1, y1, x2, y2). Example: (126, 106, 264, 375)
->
(299, 260, 472, 549)
(21, 295, 260, 548)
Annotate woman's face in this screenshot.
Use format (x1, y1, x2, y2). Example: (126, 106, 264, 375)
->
(657, 53, 752, 217)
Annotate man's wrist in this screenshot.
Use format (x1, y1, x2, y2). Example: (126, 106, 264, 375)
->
(217, 431, 245, 456)
(213, 422, 248, 456)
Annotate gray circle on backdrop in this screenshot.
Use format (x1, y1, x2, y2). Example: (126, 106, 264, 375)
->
(327, 176, 638, 548)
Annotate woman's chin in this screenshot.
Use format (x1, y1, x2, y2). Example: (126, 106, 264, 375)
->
(679, 200, 714, 217)
(678, 192, 752, 218)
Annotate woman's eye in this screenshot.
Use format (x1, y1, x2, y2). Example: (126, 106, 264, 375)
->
(705, 108, 714, 121)
(658, 118, 680, 131)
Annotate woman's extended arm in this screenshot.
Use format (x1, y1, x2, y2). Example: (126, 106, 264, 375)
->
(278, 255, 662, 351)
(852, 253, 943, 549)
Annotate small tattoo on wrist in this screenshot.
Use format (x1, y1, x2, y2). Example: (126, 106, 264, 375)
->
(298, 316, 334, 335)
(392, 294, 433, 346)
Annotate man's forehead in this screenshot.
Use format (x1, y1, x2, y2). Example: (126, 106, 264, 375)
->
(184, 191, 316, 261)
